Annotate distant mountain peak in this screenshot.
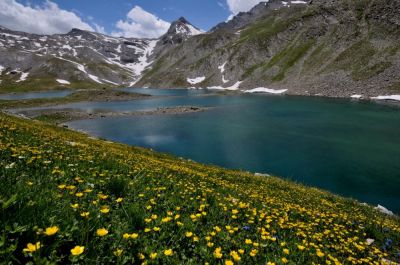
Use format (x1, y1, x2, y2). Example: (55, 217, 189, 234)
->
(158, 17, 203, 46)
(167, 17, 203, 36)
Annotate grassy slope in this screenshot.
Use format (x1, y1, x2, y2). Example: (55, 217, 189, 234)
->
(0, 113, 399, 264)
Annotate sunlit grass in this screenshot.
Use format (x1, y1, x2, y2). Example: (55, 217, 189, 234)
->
(0, 113, 399, 264)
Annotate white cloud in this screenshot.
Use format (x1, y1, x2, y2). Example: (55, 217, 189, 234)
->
(226, 0, 265, 14)
(112, 6, 170, 38)
(0, 0, 94, 34)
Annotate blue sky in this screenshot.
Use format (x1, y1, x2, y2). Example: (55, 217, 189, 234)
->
(20, 0, 231, 32)
(0, 0, 264, 37)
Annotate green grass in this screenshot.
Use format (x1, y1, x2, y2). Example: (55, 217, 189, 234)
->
(241, 39, 316, 81)
(0, 113, 399, 264)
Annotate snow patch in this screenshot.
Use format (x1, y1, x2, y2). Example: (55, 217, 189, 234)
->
(218, 62, 229, 83)
(218, 62, 227, 73)
(0, 65, 5, 74)
(186, 24, 203, 36)
(56, 79, 71, 85)
(125, 39, 158, 76)
(16, 72, 29, 82)
(351, 95, 362, 99)
(187, 76, 206, 85)
(371, 95, 400, 101)
(62, 44, 72, 50)
(375, 205, 394, 216)
(245, 87, 288, 94)
(208, 81, 242, 91)
(102, 79, 119, 85)
(116, 44, 122, 53)
(291, 0, 307, 4)
(54, 56, 103, 84)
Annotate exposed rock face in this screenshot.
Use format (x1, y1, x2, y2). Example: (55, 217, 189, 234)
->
(0, 27, 157, 90)
(1, 0, 400, 97)
(137, 0, 400, 97)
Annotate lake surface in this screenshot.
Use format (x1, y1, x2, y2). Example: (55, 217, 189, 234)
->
(63, 89, 400, 213)
(0, 90, 72, 100)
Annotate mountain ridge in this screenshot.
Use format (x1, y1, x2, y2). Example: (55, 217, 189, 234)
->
(1, 0, 400, 98)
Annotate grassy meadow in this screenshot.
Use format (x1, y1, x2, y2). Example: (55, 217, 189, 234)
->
(0, 113, 399, 264)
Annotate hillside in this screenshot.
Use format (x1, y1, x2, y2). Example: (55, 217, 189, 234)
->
(0, 0, 399, 97)
(0, 18, 201, 93)
(136, 0, 400, 97)
(1, 113, 399, 264)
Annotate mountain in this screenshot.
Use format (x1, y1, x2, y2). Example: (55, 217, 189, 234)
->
(137, 0, 400, 97)
(1, 0, 400, 97)
(0, 26, 159, 91)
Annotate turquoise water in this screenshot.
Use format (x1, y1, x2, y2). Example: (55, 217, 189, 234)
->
(61, 90, 400, 213)
(0, 90, 72, 100)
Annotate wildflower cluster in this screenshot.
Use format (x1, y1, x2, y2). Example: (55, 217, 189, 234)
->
(0, 113, 399, 264)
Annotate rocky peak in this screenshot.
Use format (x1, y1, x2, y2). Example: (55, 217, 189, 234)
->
(160, 17, 203, 45)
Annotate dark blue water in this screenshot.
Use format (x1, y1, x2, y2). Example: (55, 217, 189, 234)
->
(0, 90, 72, 100)
(61, 91, 400, 213)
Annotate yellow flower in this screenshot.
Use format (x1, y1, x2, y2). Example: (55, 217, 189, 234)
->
(193, 236, 199, 242)
(162, 217, 172, 223)
(114, 249, 123, 257)
(71, 203, 79, 209)
(230, 251, 241, 262)
(71, 246, 85, 256)
(225, 260, 234, 265)
(131, 233, 139, 239)
(150, 252, 158, 259)
(123, 233, 130, 239)
(100, 207, 110, 214)
(282, 257, 288, 263)
(75, 192, 84, 197)
(44, 226, 59, 236)
(245, 239, 252, 244)
(283, 248, 289, 255)
(186, 232, 193, 238)
(116, 197, 123, 203)
(250, 249, 258, 257)
(58, 184, 66, 189)
(98, 194, 108, 200)
(153, 227, 160, 232)
(207, 242, 214, 247)
(80, 212, 90, 218)
(164, 249, 173, 256)
(267, 262, 276, 265)
(138, 253, 145, 259)
(23, 242, 41, 252)
(316, 250, 325, 258)
(297, 245, 305, 251)
(238, 249, 245, 254)
(151, 214, 158, 220)
(96, 228, 108, 236)
(213, 247, 223, 259)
